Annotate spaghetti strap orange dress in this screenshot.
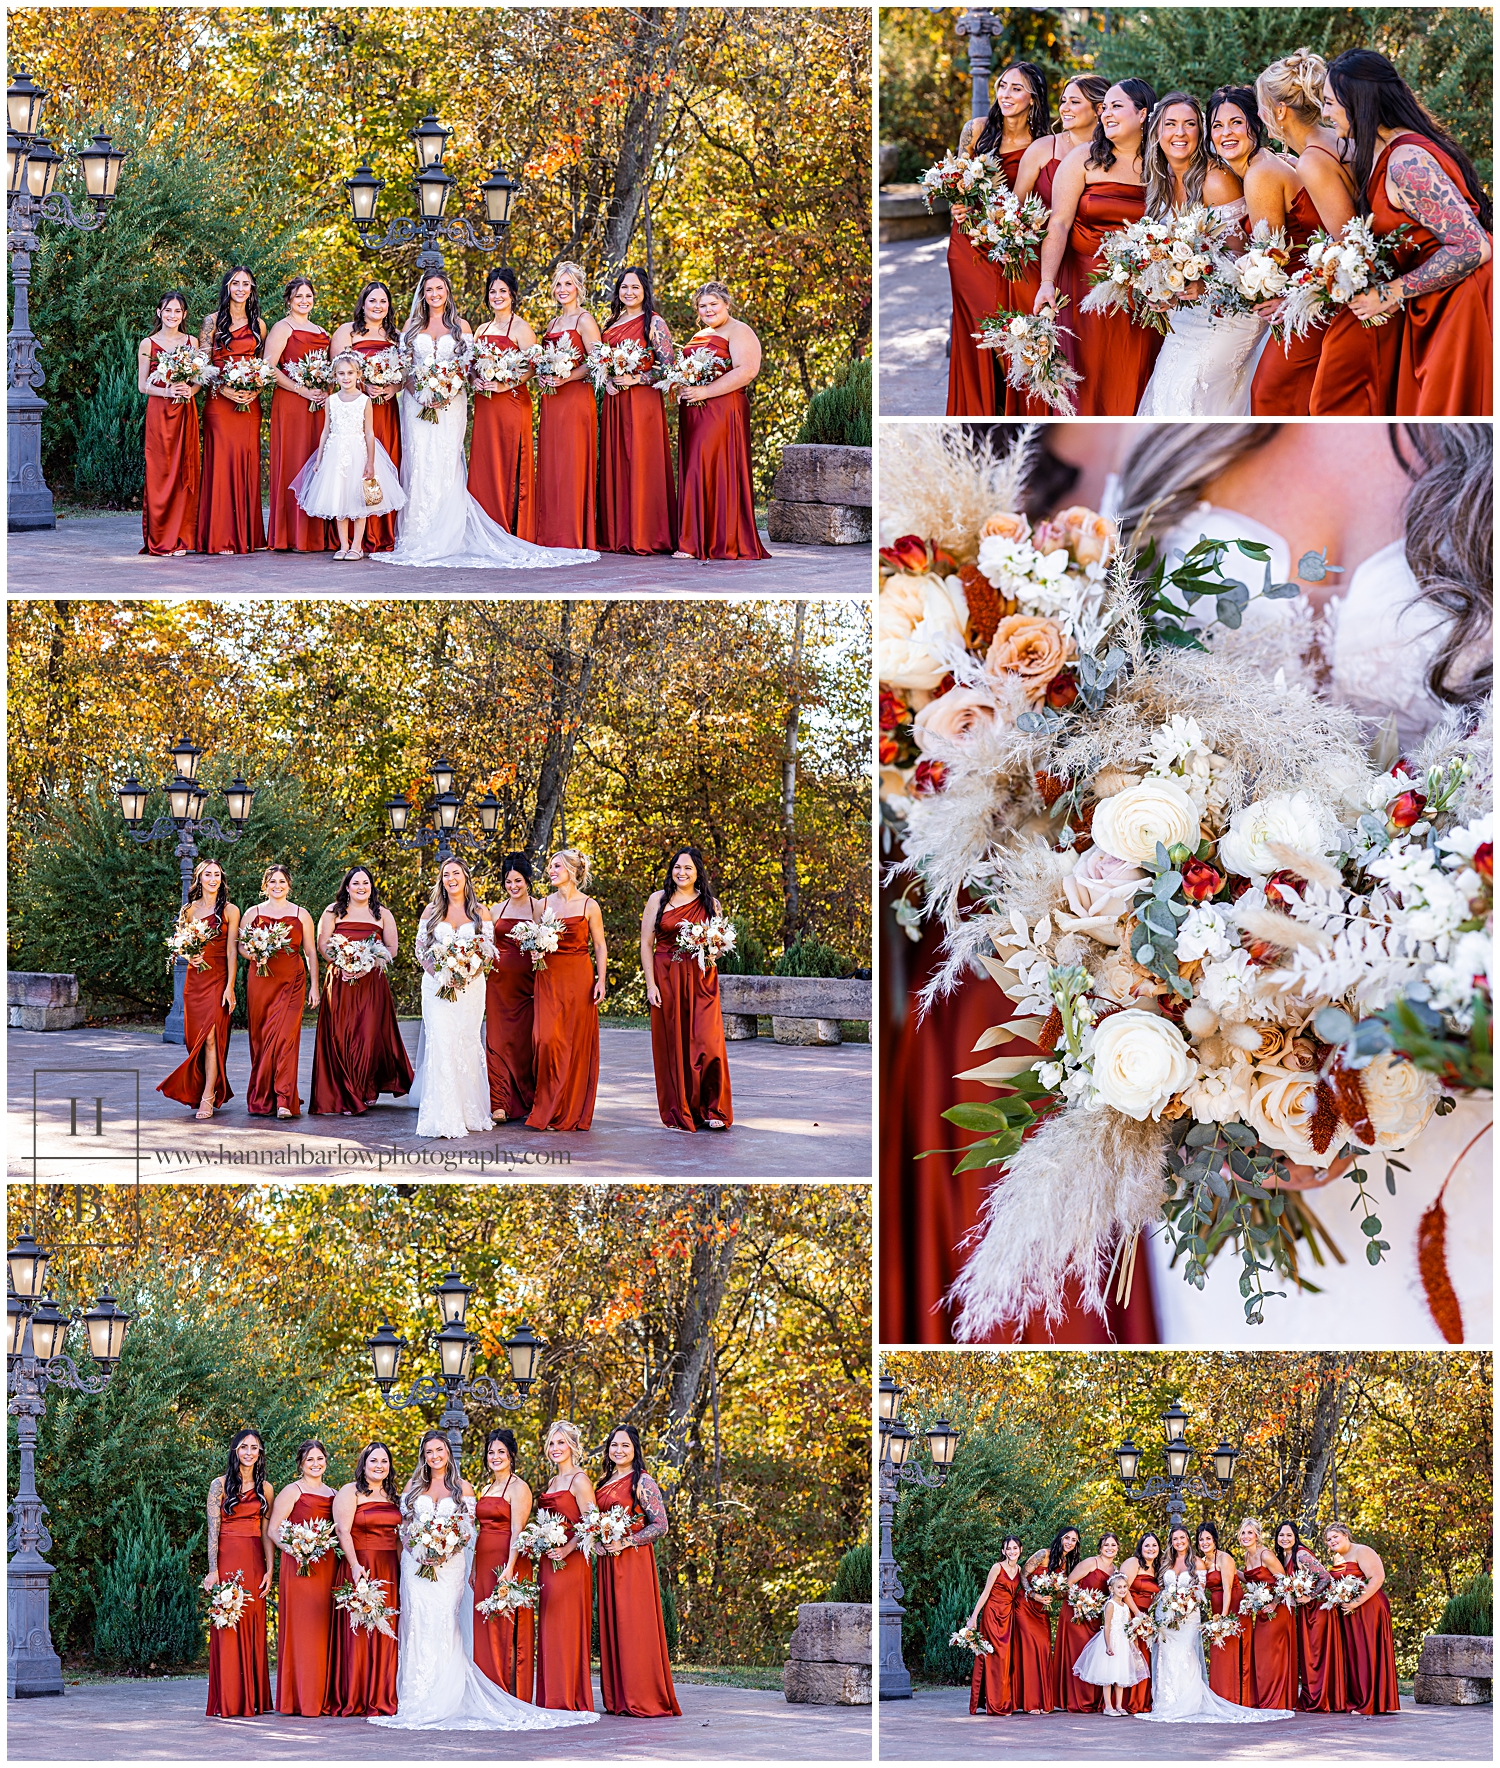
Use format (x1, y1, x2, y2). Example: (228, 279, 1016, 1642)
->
(945, 130, 1005, 415)
(599, 313, 677, 554)
(535, 322, 597, 549)
(473, 1485, 535, 1699)
(649, 900, 733, 1131)
(595, 1471, 680, 1717)
(535, 1488, 595, 1711)
(970, 1566, 1019, 1714)
(196, 325, 266, 554)
(206, 1492, 272, 1716)
(349, 333, 403, 551)
(676, 333, 769, 560)
(309, 919, 413, 1114)
(997, 144, 1047, 416)
(245, 912, 306, 1118)
(275, 1489, 338, 1715)
(1242, 1563, 1298, 1708)
(158, 910, 233, 1110)
(526, 909, 600, 1131)
(1250, 176, 1327, 415)
(268, 325, 332, 551)
(329, 1500, 401, 1715)
(1205, 1564, 1246, 1702)
(469, 325, 537, 539)
(1065, 182, 1162, 414)
(140, 341, 200, 554)
(486, 911, 537, 1122)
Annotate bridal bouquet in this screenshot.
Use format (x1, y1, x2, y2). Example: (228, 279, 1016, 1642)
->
(410, 350, 470, 423)
(334, 1575, 397, 1637)
(1127, 1612, 1157, 1647)
(531, 337, 581, 396)
(1067, 1585, 1108, 1622)
(660, 345, 728, 397)
(919, 149, 1003, 219)
(429, 924, 492, 1001)
(207, 354, 278, 396)
(468, 336, 533, 397)
(948, 1624, 994, 1656)
(282, 350, 337, 394)
(282, 1516, 339, 1576)
(674, 914, 737, 974)
(361, 345, 408, 393)
(588, 337, 655, 392)
(148, 341, 215, 393)
(1237, 1582, 1278, 1622)
(1275, 1565, 1318, 1609)
(514, 1511, 571, 1570)
(241, 920, 293, 976)
(1201, 1613, 1243, 1648)
(969, 185, 1050, 277)
(165, 916, 217, 972)
(477, 1573, 539, 1619)
(974, 303, 1082, 416)
(1026, 1569, 1071, 1607)
(1319, 1572, 1366, 1611)
(1080, 206, 1237, 333)
(1276, 217, 1408, 337)
(1154, 1585, 1207, 1631)
(1209, 221, 1292, 317)
(405, 1494, 475, 1582)
(205, 1571, 251, 1629)
(598, 1504, 634, 1551)
(508, 913, 563, 972)
(326, 931, 386, 983)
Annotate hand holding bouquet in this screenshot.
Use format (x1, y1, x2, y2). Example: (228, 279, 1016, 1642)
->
(949, 1624, 994, 1656)
(282, 1516, 339, 1576)
(405, 1495, 475, 1582)
(572, 1508, 604, 1562)
(1202, 1613, 1243, 1648)
(326, 931, 386, 983)
(1277, 218, 1408, 337)
(166, 916, 218, 972)
(209, 354, 278, 400)
(514, 1511, 571, 1570)
(241, 920, 293, 976)
(411, 350, 470, 424)
(149, 342, 215, 397)
(598, 1504, 634, 1553)
(334, 1575, 397, 1637)
(970, 187, 1050, 277)
(1067, 1585, 1108, 1622)
(1154, 1584, 1207, 1631)
(468, 336, 534, 397)
(660, 346, 728, 401)
(1320, 1573, 1367, 1612)
(1276, 1565, 1318, 1609)
(1080, 206, 1236, 333)
(508, 913, 563, 972)
(282, 350, 337, 396)
(429, 923, 493, 1001)
(360, 345, 408, 399)
(673, 914, 737, 975)
(1127, 1611, 1157, 1647)
(1026, 1569, 1071, 1607)
(589, 337, 655, 393)
(206, 1570, 251, 1629)
(919, 149, 1003, 220)
(477, 1573, 539, 1619)
(975, 303, 1082, 417)
(532, 338, 581, 396)
(1238, 1582, 1278, 1622)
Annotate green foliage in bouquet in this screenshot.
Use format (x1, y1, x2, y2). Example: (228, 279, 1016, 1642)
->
(91, 1494, 203, 1669)
(1379, 994, 1492, 1094)
(827, 1538, 872, 1604)
(794, 357, 872, 449)
(1435, 1573, 1493, 1636)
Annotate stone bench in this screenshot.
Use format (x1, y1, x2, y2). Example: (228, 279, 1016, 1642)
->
(717, 974, 872, 1046)
(784, 1601, 871, 1705)
(766, 443, 871, 547)
(1415, 1632, 1492, 1704)
(7, 973, 80, 1032)
(880, 182, 949, 243)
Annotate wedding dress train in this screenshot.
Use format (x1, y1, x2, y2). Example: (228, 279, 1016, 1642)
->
(1137, 1571, 1292, 1725)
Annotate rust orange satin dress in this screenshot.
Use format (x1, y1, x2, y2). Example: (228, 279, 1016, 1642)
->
(525, 910, 599, 1132)
(650, 900, 733, 1131)
(158, 910, 233, 1110)
(535, 1488, 595, 1711)
(1333, 1562, 1399, 1714)
(275, 1489, 337, 1715)
(946, 198, 1004, 415)
(1311, 140, 1412, 415)
(1250, 177, 1327, 415)
(486, 912, 537, 1122)
(1051, 1568, 1107, 1712)
(1375, 133, 1492, 415)
(1205, 1566, 1246, 1703)
(599, 314, 677, 554)
(330, 1500, 401, 1715)
(1065, 182, 1162, 414)
(140, 341, 200, 554)
(1289, 1552, 1347, 1712)
(196, 325, 266, 554)
(1013, 1571, 1054, 1711)
(676, 333, 770, 560)
(1242, 1563, 1297, 1708)
(268, 325, 332, 551)
(469, 325, 536, 540)
(473, 1486, 535, 1699)
(349, 333, 403, 551)
(970, 1566, 1020, 1714)
(1122, 1572, 1158, 1713)
(245, 912, 306, 1118)
(309, 919, 413, 1115)
(535, 322, 596, 549)
(595, 1472, 680, 1717)
(206, 1493, 271, 1716)
(997, 144, 1046, 417)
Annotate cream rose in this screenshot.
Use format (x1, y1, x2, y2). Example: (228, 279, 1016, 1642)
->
(1090, 776, 1202, 866)
(877, 572, 968, 692)
(1089, 1009, 1194, 1121)
(982, 614, 1074, 704)
(1217, 791, 1341, 881)
(912, 686, 1001, 753)
(1244, 1066, 1338, 1168)
(1036, 506, 1117, 566)
(1355, 1050, 1439, 1149)
(1058, 846, 1146, 944)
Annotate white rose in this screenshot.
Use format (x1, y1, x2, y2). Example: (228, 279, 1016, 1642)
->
(1355, 1051, 1439, 1150)
(1217, 791, 1340, 881)
(1245, 1066, 1338, 1167)
(1091, 776, 1202, 866)
(1058, 846, 1147, 944)
(1089, 1009, 1194, 1121)
(1008, 315, 1029, 337)
(877, 573, 968, 692)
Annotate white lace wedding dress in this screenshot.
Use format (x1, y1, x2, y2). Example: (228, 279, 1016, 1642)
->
(370, 332, 598, 571)
(369, 1494, 597, 1733)
(396, 918, 494, 1139)
(1136, 200, 1270, 416)
(1138, 1570, 1292, 1724)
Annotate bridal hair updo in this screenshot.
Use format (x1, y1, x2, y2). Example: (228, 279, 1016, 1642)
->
(1256, 48, 1330, 130)
(545, 1419, 586, 1468)
(403, 270, 466, 349)
(1238, 1515, 1265, 1545)
(550, 848, 591, 891)
(183, 857, 228, 921)
(351, 279, 399, 342)
(500, 851, 533, 891)
(403, 1427, 464, 1509)
(1143, 91, 1208, 218)
(1059, 73, 1109, 123)
(552, 260, 588, 303)
(1087, 78, 1157, 173)
(972, 60, 1051, 156)
(1208, 85, 1267, 165)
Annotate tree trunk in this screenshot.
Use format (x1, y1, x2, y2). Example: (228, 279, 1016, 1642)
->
(1298, 1353, 1346, 1525)
(779, 601, 806, 947)
(524, 604, 614, 860)
(657, 1186, 746, 1474)
(599, 8, 692, 277)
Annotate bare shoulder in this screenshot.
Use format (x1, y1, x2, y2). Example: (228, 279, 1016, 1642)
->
(644, 888, 664, 910)
(1204, 164, 1244, 205)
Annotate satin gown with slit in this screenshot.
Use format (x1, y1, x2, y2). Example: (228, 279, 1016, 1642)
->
(276, 1490, 338, 1715)
(1066, 182, 1163, 414)
(1290, 1554, 1347, 1712)
(1205, 1567, 1246, 1703)
(245, 912, 306, 1117)
(946, 168, 1005, 417)
(1333, 1563, 1400, 1714)
(535, 323, 597, 549)
(309, 919, 414, 1114)
(599, 314, 677, 554)
(1123, 1571, 1158, 1712)
(1242, 1564, 1297, 1708)
(525, 911, 599, 1132)
(1250, 168, 1331, 415)
(473, 1488, 535, 1699)
(997, 144, 1046, 417)
(140, 342, 200, 554)
(158, 911, 233, 1110)
(486, 912, 537, 1122)
(1013, 1575, 1054, 1711)
(349, 333, 404, 551)
(970, 1567, 1019, 1714)
(594, 1473, 680, 1716)
(1051, 1568, 1107, 1712)
(206, 1494, 271, 1716)
(268, 326, 332, 551)
(676, 333, 770, 560)
(469, 326, 537, 540)
(535, 1489, 594, 1711)
(650, 900, 733, 1131)
(196, 325, 266, 554)
(330, 1500, 402, 1715)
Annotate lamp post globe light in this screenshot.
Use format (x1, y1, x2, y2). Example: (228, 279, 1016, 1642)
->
(1114, 1398, 1240, 1537)
(385, 755, 505, 866)
(7, 1229, 131, 1699)
(878, 1374, 961, 1701)
(7, 69, 127, 532)
(116, 740, 256, 1044)
(342, 106, 520, 275)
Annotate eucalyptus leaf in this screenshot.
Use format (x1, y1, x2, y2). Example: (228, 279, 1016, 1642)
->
(1263, 581, 1301, 600)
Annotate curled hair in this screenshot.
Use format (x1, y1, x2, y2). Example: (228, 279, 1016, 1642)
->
(1197, 1520, 1222, 1555)
(155, 288, 191, 328)
(552, 260, 588, 303)
(549, 848, 591, 891)
(653, 844, 716, 942)
(1144, 92, 1208, 219)
(402, 1428, 464, 1511)
(484, 1427, 520, 1481)
(606, 264, 657, 338)
(1047, 1524, 1081, 1576)
(693, 280, 732, 309)
(295, 1438, 329, 1475)
(545, 1419, 586, 1469)
(182, 858, 228, 924)
(1274, 1519, 1306, 1570)
(1165, 1521, 1195, 1567)
(600, 1422, 648, 1511)
(212, 265, 263, 356)
(402, 270, 465, 350)
(333, 865, 383, 922)
(351, 280, 399, 343)
(1238, 1515, 1265, 1545)
(261, 861, 292, 895)
(1132, 1531, 1162, 1576)
(221, 1428, 268, 1515)
(974, 61, 1051, 156)
(1097, 1531, 1120, 1556)
(1256, 48, 1329, 130)
(424, 856, 484, 928)
(283, 276, 315, 310)
(1088, 78, 1156, 174)
(354, 1440, 400, 1505)
(1060, 74, 1109, 120)
(485, 265, 521, 317)
(1208, 86, 1267, 166)
(1393, 425, 1493, 707)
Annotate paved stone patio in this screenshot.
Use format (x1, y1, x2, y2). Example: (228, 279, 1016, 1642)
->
(878, 233, 951, 418)
(9, 1022, 871, 1181)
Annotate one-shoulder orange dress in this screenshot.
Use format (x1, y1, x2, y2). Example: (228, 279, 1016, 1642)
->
(268, 325, 332, 551)
(599, 312, 676, 554)
(595, 1471, 680, 1717)
(676, 332, 769, 560)
(650, 900, 733, 1131)
(469, 324, 536, 539)
(158, 909, 233, 1111)
(196, 324, 266, 554)
(140, 340, 201, 554)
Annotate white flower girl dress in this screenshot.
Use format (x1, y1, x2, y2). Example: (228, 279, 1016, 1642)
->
(291, 389, 406, 520)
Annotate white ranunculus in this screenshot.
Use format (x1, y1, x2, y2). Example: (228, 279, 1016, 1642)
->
(1182, 1061, 1253, 1125)
(1216, 791, 1340, 881)
(1356, 1050, 1439, 1150)
(1091, 776, 1202, 866)
(1176, 903, 1233, 964)
(1089, 1009, 1194, 1121)
(877, 572, 968, 691)
(1244, 1065, 1338, 1167)
(1058, 845, 1147, 944)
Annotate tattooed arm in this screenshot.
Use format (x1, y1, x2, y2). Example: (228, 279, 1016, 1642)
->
(202, 1476, 223, 1591)
(1349, 142, 1491, 317)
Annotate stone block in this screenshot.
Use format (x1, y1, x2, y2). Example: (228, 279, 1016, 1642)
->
(1419, 1634, 1493, 1679)
(783, 1659, 871, 1705)
(14, 1005, 82, 1032)
(766, 501, 872, 546)
(878, 143, 901, 186)
(723, 1013, 759, 1040)
(1414, 1672, 1492, 1706)
(718, 975, 873, 1020)
(771, 444, 872, 509)
(772, 1016, 842, 1046)
(7, 972, 78, 1008)
(880, 186, 949, 244)
(788, 1603, 871, 1664)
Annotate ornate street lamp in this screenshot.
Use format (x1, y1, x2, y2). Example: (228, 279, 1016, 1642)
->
(117, 739, 255, 1044)
(878, 1389, 962, 1701)
(7, 1227, 131, 1698)
(1115, 1398, 1240, 1537)
(8, 69, 127, 531)
(953, 10, 1004, 119)
(385, 754, 506, 864)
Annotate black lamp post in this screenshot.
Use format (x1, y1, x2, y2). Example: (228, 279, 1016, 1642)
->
(367, 1266, 545, 1469)
(117, 739, 256, 1044)
(7, 1230, 131, 1699)
(878, 1375, 961, 1700)
(1114, 1399, 1241, 1536)
(7, 70, 127, 531)
(385, 756, 505, 865)
(343, 107, 519, 275)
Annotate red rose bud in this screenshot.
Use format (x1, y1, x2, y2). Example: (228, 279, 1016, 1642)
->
(879, 735, 901, 765)
(1264, 868, 1308, 909)
(1228, 875, 1254, 901)
(1180, 859, 1224, 902)
(1245, 938, 1278, 967)
(933, 672, 956, 699)
(879, 686, 908, 731)
(1387, 790, 1427, 829)
(1474, 842, 1493, 882)
(912, 759, 948, 796)
(930, 544, 960, 576)
(879, 534, 930, 574)
(1044, 669, 1079, 710)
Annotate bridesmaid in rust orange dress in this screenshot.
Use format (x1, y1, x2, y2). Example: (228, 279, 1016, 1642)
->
(599, 265, 677, 553)
(310, 865, 412, 1115)
(241, 863, 318, 1119)
(269, 1440, 339, 1715)
(1200, 1524, 1246, 1704)
(204, 1429, 274, 1717)
(1275, 1520, 1346, 1712)
(1034, 80, 1160, 415)
(469, 267, 538, 539)
(195, 266, 268, 554)
(486, 853, 541, 1125)
(943, 95, 1012, 418)
(642, 846, 732, 1132)
(265, 277, 333, 552)
(1053, 1532, 1115, 1712)
(978, 65, 1046, 416)
(967, 1537, 1023, 1715)
(331, 1442, 402, 1716)
(473, 1429, 536, 1699)
(526, 850, 605, 1133)
(1239, 1519, 1297, 1708)
(535, 1422, 597, 1712)
(674, 282, 771, 560)
(1014, 1544, 1057, 1712)
(331, 281, 404, 552)
(137, 290, 201, 555)
(534, 262, 600, 550)
(1121, 1532, 1162, 1714)
(158, 859, 239, 1120)
(1323, 1522, 1399, 1715)
(596, 1426, 680, 1717)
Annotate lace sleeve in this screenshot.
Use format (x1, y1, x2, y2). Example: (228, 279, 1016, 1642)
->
(632, 1473, 669, 1547)
(414, 915, 438, 976)
(477, 922, 496, 962)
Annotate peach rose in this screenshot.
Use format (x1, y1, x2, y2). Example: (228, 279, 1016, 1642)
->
(982, 614, 1075, 704)
(979, 510, 1031, 543)
(912, 686, 1001, 754)
(1033, 506, 1118, 567)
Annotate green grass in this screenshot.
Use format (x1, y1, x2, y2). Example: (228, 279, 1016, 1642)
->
(672, 1665, 787, 1691)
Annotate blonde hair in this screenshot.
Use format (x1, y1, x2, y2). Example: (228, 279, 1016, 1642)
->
(1238, 1516, 1265, 1544)
(424, 856, 483, 927)
(1107, 1570, 1130, 1593)
(694, 280, 732, 308)
(552, 260, 587, 302)
(1143, 91, 1208, 219)
(261, 862, 292, 894)
(331, 349, 363, 375)
(1255, 48, 1328, 128)
(545, 1419, 586, 1468)
(550, 848, 591, 890)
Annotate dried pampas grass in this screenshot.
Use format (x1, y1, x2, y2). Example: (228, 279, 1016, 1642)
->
(879, 423, 1037, 562)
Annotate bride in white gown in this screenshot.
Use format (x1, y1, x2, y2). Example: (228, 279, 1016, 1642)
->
(371, 271, 597, 571)
(1138, 1546, 1292, 1726)
(370, 1432, 598, 1734)
(396, 857, 495, 1139)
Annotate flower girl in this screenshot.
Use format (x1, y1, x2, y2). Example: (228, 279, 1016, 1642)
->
(290, 351, 405, 559)
(1073, 1571, 1150, 1716)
